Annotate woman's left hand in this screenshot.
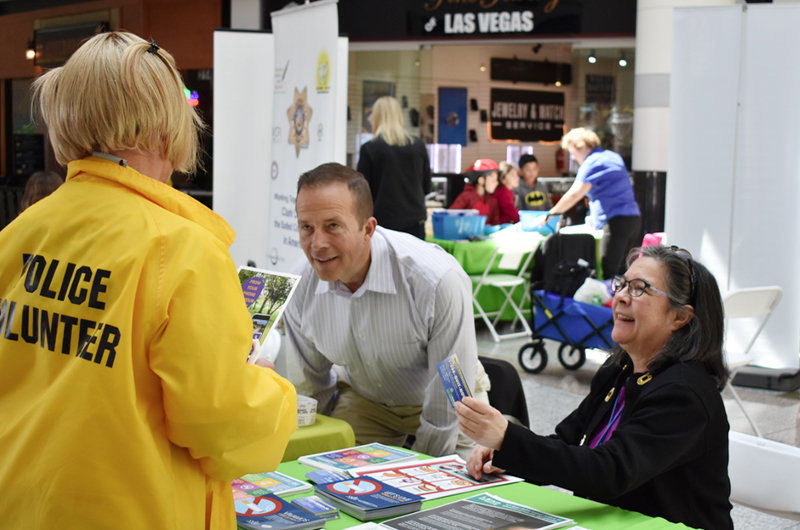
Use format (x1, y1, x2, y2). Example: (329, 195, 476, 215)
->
(454, 396, 508, 451)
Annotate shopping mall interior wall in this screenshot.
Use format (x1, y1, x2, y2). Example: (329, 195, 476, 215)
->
(431, 43, 572, 175)
(346, 49, 424, 166)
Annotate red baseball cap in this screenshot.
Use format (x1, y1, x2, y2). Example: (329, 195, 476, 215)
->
(464, 159, 499, 173)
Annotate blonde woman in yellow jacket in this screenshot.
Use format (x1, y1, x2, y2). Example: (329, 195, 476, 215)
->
(0, 32, 296, 530)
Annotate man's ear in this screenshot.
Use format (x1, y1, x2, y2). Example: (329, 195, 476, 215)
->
(363, 217, 377, 240)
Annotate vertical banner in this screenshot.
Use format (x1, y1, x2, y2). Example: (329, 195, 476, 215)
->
(268, 0, 339, 272)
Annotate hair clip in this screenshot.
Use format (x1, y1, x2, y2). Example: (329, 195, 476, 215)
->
(147, 40, 160, 55)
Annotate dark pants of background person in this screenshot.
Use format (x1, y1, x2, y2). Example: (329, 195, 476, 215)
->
(601, 215, 642, 278)
(392, 220, 425, 240)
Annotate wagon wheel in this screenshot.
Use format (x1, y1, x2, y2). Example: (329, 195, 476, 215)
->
(518, 340, 548, 374)
(557, 343, 586, 370)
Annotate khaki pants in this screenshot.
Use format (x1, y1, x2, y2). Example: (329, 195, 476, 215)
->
(330, 361, 491, 461)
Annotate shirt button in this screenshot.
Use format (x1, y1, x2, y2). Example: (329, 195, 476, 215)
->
(354, 300, 359, 306)
(378, 383, 383, 388)
(367, 361, 372, 366)
(359, 333, 364, 339)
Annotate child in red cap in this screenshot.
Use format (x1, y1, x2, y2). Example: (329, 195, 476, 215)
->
(449, 158, 506, 225)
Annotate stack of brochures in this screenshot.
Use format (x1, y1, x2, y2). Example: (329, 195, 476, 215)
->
(235, 493, 326, 530)
(291, 495, 340, 520)
(380, 492, 574, 530)
(232, 471, 313, 500)
(314, 477, 423, 521)
(298, 443, 418, 474)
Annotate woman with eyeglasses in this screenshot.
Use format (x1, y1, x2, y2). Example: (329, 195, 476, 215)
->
(455, 245, 733, 530)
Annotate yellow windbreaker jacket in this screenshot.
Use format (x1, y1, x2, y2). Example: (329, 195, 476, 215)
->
(0, 157, 296, 529)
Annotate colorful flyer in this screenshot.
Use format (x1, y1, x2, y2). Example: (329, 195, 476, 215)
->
(436, 355, 472, 407)
(298, 443, 418, 473)
(349, 455, 522, 500)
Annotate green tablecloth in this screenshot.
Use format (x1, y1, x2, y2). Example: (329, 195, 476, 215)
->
(281, 414, 356, 462)
(276, 458, 690, 530)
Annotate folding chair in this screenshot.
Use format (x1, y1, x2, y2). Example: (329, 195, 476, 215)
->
(729, 431, 800, 520)
(470, 233, 537, 342)
(723, 286, 783, 438)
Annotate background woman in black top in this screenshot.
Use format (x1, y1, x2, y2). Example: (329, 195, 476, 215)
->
(357, 96, 431, 239)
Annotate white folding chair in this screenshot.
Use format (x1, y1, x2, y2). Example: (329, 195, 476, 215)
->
(470, 233, 538, 342)
(723, 286, 783, 438)
(729, 431, 800, 520)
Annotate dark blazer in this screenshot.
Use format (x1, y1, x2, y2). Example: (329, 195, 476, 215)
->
(493, 357, 733, 530)
(357, 136, 431, 231)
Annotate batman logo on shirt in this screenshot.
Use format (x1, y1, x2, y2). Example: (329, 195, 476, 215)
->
(525, 190, 547, 207)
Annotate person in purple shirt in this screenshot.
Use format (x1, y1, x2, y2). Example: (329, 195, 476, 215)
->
(542, 128, 641, 277)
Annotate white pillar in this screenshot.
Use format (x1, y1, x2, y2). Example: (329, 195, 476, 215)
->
(631, 0, 736, 235)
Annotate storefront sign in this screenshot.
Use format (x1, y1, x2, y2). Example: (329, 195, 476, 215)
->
(267, 0, 636, 40)
(489, 88, 564, 142)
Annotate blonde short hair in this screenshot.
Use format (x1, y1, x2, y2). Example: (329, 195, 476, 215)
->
(561, 127, 601, 151)
(32, 31, 203, 173)
(372, 96, 412, 147)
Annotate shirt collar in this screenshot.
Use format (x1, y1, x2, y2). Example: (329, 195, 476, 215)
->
(66, 156, 236, 247)
(314, 228, 397, 298)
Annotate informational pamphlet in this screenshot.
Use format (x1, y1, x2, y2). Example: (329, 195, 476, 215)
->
(379, 492, 574, 530)
(298, 443, 418, 473)
(436, 355, 472, 407)
(238, 266, 301, 361)
(314, 477, 423, 521)
(349, 455, 523, 500)
(232, 471, 313, 499)
(235, 493, 326, 530)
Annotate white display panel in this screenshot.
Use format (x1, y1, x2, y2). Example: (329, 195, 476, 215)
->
(213, 30, 274, 269)
(669, 5, 800, 369)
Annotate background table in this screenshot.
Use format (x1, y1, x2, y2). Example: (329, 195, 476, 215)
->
(281, 414, 356, 462)
(276, 457, 690, 530)
(429, 235, 539, 322)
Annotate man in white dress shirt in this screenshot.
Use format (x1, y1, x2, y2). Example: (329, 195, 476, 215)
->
(284, 162, 489, 459)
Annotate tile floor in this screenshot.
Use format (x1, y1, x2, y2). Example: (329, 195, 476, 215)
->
(474, 327, 800, 530)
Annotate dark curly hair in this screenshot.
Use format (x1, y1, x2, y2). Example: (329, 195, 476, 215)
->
(610, 245, 728, 390)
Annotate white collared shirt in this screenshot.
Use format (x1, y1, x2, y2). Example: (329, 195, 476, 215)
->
(284, 227, 478, 457)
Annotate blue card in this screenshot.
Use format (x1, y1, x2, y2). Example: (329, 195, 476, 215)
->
(436, 355, 472, 408)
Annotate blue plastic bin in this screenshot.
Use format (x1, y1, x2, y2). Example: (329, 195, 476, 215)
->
(519, 211, 560, 235)
(432, 211, 487, 240)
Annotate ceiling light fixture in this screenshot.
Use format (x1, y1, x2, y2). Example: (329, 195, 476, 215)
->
(25, 40, 35, 61)
(619, 52, 628, 67)
(588, 49, 597, 64)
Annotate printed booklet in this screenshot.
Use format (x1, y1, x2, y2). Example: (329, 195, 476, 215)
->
(436, 355, 472, 407)
(232, 471, 313, 499)
(349, 455, 523, 500)
(235, 493, 326, 530)
(379, 492, 574, 530)
(298, 443, 418, 473)
(237, 266, 301, 362)
(314, 477, 423, 521)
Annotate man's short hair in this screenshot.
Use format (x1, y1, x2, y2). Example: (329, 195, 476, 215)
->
(297, 163, 374, 225)
(518, 154, 538, 169)
(32, 31, 204, 173)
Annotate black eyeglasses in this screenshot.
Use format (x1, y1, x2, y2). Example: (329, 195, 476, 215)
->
(611, 276, 676, 301)
(669, 246, 697, 304)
